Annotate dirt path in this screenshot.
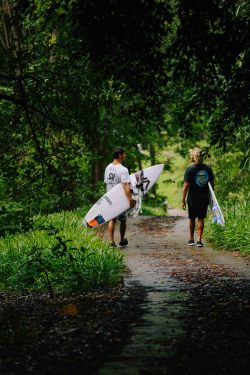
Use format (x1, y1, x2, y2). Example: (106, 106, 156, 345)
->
(99, 211, 250, 375)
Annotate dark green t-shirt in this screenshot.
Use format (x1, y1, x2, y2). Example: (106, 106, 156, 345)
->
(184, 163, 214, 207)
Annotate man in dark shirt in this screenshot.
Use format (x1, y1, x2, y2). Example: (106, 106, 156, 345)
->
(182, 147, 214, 247)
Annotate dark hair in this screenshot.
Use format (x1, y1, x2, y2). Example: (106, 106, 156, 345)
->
(113, 147, 125, 159)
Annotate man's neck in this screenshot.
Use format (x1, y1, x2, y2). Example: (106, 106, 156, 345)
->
(113, 159, 122, 165)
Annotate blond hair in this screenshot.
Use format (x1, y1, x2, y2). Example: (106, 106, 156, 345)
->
(189, 147, 203, 164)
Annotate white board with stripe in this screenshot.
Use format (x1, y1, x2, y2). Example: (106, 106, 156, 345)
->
(83, 164, 164, 228)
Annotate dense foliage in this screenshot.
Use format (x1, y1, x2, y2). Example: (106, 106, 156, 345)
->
(165, 0, 250, 146)
(205, 147, 250, 253)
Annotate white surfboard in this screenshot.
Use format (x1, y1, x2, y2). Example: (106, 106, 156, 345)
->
(83, 164, 164, 228)
(208, 182, 225, 226)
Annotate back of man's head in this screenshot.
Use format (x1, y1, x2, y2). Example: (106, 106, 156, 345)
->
(113, 147, 125, 159)
(189, 147, 203, 164)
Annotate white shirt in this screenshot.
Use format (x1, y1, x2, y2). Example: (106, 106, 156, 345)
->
(104, 163, 130, 191)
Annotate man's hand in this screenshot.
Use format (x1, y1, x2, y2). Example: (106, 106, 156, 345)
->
(130, 198, 136, 208)
(182, 182, 189, 211)
(123, 183, 136, 208)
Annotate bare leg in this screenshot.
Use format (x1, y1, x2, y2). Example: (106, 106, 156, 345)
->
(120, 220, 126, 242)
(189, 219, 195, 241)
(108, 219, 116, 244)
(197, 218, 204, 242)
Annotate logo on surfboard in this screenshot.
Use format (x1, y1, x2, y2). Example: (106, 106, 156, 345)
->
(134, 170, 150, 193)
(85, 214, 105, 228)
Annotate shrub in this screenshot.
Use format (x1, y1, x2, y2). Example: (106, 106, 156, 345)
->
(0, 210, 125, 294)
(206, 201, 250, 253)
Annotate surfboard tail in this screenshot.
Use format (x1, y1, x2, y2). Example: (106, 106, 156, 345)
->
(83, 214, 106, 228)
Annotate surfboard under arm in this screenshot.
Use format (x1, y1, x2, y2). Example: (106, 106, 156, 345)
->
(83, 164, 164, 228)
(208, 182, 225, 226)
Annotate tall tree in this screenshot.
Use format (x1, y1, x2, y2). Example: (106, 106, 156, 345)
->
(166, 0, 250, 147)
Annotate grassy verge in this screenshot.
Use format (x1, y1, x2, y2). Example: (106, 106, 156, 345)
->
(205, 201, 250, 254)
(136, 147, 188, 214)
(157, 150, 187, 209)
(140, 196, 167, 216)
(0, 209, 125, 294)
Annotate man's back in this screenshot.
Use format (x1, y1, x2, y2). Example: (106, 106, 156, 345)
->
(104, 163, 130, 191)
(184, 163, 214, 207)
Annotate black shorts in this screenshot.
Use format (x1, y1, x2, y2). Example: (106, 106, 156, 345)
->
(188, 205, 208, 219)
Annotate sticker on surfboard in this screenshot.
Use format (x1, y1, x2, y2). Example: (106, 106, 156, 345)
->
(208, 182, 225, 226)
(83, 164, 164, 228)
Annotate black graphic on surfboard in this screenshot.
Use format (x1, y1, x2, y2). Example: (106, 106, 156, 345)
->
(134, 170, 150, 194)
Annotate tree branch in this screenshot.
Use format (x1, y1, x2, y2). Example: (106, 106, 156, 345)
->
(0, 92, 21, 105)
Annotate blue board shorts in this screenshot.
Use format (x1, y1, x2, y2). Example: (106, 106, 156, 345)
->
(117, 212, 127, 222)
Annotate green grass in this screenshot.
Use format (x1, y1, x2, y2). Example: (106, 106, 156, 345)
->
(131, 148, 186, 212)
(141, 149, 187, 210)
(205, 201, 250, 254)
(0, 209, 125, 293)
(159, 152, 187, 208)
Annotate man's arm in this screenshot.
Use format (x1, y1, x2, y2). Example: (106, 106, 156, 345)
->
(182, 181, 190, 210)
(122, 182, 135, 208)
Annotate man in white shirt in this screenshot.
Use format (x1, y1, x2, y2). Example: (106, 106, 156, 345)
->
(104, 147, 135, 247)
